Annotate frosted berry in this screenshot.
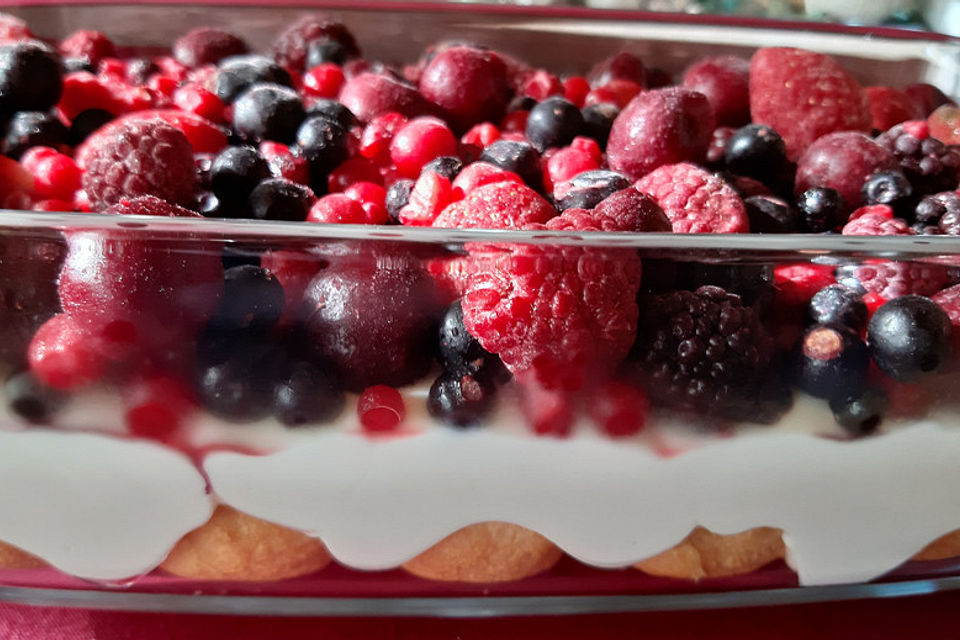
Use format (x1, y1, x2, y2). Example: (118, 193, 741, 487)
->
(307, 193, 367, 224)
(422, 155, 462, 181)
(681, 55, 750, 127)
(861, 170, 913, 210)
(868, 295, 951, 382)
(303, 62, 345, 99)
(418, 45, 510, 132)
(59, 30, 116, 66)
(390, 117, 458, 178)
(912, 191, 960, 235)
(210, 145, 271, 206)
(194, 332, 280, 422)
(294, 115, 351, 183)
(306, 98, 358, 131)
(173, 27, 248, 67)
(2, 111, 67, 159)
(478, 139, 542, 191)
(28, 314, 104, 391)
(385, 179, 414, 223)
(553, 169, 631, 212)
(580, 102, 618, 149)
(248, 177, 314, 221)
(271, 14, 358, 72)
(809, 284, 868, 332)
(232, 83, 305, 144)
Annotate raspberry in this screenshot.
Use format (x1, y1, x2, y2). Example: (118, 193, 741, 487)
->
(875, 121, 960, 198)
(749, 47, 870, 160)
(932, 283, 960, 351)
(680, 55, 750, 127)
(59, 30, 116, 66)
(841, 206, 913, 236)
(462, 243, 642, 391)
(773, 263, 836, 308)
(173, 27, 248, 68)
(607, 88, 714, 180)
(912, 191, 960, 235)
(81, 117, 198, 209)
(794, 132, 898, 216)
(836, 260, 950, 300)
(271, 14, 359, 72)
(28, 314, 105, 391)
(628, 286, 779, 422)
(543, 188, 670, 232)
(418, 46, 510, 132)
(635, 162, 749, 233)
(432, 181, 555, 229)
(865, 86, 921, 131)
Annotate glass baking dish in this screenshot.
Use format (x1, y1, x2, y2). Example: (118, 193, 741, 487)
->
(0, 0, 958, 615)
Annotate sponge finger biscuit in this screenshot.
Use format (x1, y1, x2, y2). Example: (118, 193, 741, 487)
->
(635, 526, 786, 580)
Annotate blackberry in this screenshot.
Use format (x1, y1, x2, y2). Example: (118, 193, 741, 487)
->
(875, 122, 960, 198)
(911, 191, 960, 235)
(628, 285, 779, 422)
(796, 187, 843, 233)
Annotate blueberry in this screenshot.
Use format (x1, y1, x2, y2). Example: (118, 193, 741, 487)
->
(829, 386, 888, 436)
(724, 124, 787, 184)
(62, 57, 95, 74)
(68, 108, 113, 146)
(797, 187, 843, 233)
(2, 111, 68, 159)
(215, 55, 293, 103)
(305, 98, 358, 131)
(194, 331, 283, 422)
(212, 264, 285, 331)
(554, 169, 631, 212)
(294, 115, 351, 186)
(232, 83, 305, 144)
(581, 102, 619, 150)
(273, 359, 345, 426)
(809, 284, 868, 332)
(868, 295, 951, 382)
(385, 179, 414, 224)
(525, 96, 583, 153)
(210, 145, 271, 206)
(479, 140, 542, 192)
(0, 41, 63, 113)
(427, 371, 495, 428)
(4, 371, 63, 424)
(422, 155, 462, 181)
(248, 177, 314, 221)
(861, 170, 913, 208)
(795, 324, 870, 400)
(743, 195, 799, 233)
(306, 37, 350, 68)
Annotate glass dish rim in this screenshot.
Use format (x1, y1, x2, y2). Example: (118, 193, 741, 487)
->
(7, 209, 960, 255)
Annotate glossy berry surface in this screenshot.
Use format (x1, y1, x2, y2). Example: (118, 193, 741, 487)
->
(248, 178, 314, 221)
(743, 195, 798, 234)
(580, 102, 618, 149)
(794, 324, 870, 401)
(210, 146, 271, 206)
(214, 55, 293, 103)
(427, 371, 495, 428)
(525, 96, 583, 153)
(796, 187, 843, 233)
(553, 169, 630, 212)
(861, 171, 913, 209)
(868, 295, 952, 382)
(357, 384, 405, 433)
(829, 386, 888, 436)
(723, 124, 787, 184)
(294, 115, 351, 183)
(478, 139, 542, 191)
(422, 155, 462, 181)
(0, 40, 63, 112)
(306, 98, 358, 132)
(809, 284, 868, 332)
(212, 264, 285, 331)
(418, 45, 510, 132)
(2, 111, 67, 159)
(232, 83, 306, 144)
(27, 314, 104, 391)
(390, 117, 458, 178)
(273, 359, 345, 427)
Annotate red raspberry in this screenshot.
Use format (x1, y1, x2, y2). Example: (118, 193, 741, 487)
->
(681, 55, 751, 127)
(837, 259, 948, 300)
(155, 56, 190, 83)
(794, 132, 898, 215)
(339, 72, 433, 123)
(81, 117, 198, 209)
(865, 86, 922, 131)
(172, 83, 226, 123)
(399, 171, 454, 226)
(344, 181, 388, 225)
(749, 47, 871, 160)
(543, 188, 670, 232)
(635, 162, 748, 233)
(357, 385, 405, 434)
(259, 141, 310, 185)
(461, 243, 642, 392)
(932, 283, 960, 352)
(773, 263, 836, 308)
(607, 88, 714, 180)
(582, 80, 642, 109)
(59, 30, 116, 65)
(389, 117, 458, 178)
(21, 147, 81, 201)
(543, 137, 601, 194)
(28, 314, 105, 391)
(589, 380, 649, 438)
(307, 193, 368, 224)
(841, 206, 913, 236)
(148, 75, 178, 106)
(173, 27, 248, 68)
(303, 63, 345, 98)
(419, 46, 510, 132)
(432, 181, 555, 229)
(271, 14, 359, 71)
(461, 123, 500, 148)
(563, 76, 590, 108)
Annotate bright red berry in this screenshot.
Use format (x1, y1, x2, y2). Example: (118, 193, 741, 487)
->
(124, 373, 196, 441)
(59, 30, 116, 65)
(343, 181, 387, 224)
(543, 136, 602, 194)
(399, 171, 454, 226)
(307, 193, 368, 224)
(172, 82, 226, 123)
(358, 385, 405, 433)
(461, 122, 500, 148)
(327, 156, 382, 193)
(359, 111, 407, 163)
(521, 69, 562, 101)
(21, 147, 81, 201)
(589, 380, 649, 437)
(450, 161, 523, 197)
(390, 116, 458, 178)
(28, 314, 105, 391)
(303, 63, 345, 98)
(519, 376, 575, 437)
(563, 76, 590, 108)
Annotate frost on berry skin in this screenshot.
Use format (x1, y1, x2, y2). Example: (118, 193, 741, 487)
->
(80, 118, 199, 210)
(338, 72, 434, 124)
(635, 163, 749, 233)
(875, 121, 960, 199)
(841, 206, 913, 236)
(57, 196, 223, 365)
(173, 27, 248, 68)
(461, 243, 642, 392)
(836, 259, 950, 301)
(270, 14, 359, 72)
(542, 188, 670, 232)
(418, 46, 510, 133)
(432, 181, 555, 230)
(749, 47, 871, 160)
(680, 55, 751, 127)
(794, 132, 898, 216)
(607, 87, 715, 180)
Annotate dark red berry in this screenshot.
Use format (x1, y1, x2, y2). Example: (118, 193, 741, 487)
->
(174, 27, 248, 68)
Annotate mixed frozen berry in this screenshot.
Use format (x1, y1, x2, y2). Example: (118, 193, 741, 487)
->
(0, 12, 955, 443)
